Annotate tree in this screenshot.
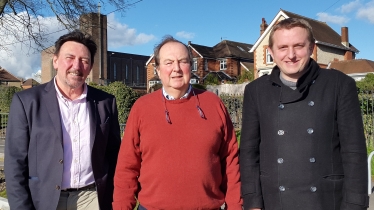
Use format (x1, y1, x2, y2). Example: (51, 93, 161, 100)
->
(0, 0, 142, 54)
(237, 69, 254, 83)
(203, 74, 220, 85)
(90, 82, 139, 124)
(356, 73, 374, 92)
(0, 86, 21, 113)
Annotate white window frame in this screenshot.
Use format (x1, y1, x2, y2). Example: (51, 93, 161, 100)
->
(266, 49, 273, 64)
(192, 58, 198, 71)
(190, 78, 198, 84)
(220, 59, 227, 70)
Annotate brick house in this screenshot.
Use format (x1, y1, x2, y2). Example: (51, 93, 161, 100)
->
(0, 66, 21, 87)
(328, 59, 374, 81)
(250, 9, 358, 79)
(22, 78, 40, 89)
(145, 40, 253, 92)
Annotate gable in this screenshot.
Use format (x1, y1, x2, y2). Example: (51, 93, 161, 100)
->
(250, 9, 358, 53)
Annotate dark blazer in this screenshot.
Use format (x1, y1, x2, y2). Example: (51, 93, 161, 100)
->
(5, 80, 121, 210)
(240, 59, 369, 210)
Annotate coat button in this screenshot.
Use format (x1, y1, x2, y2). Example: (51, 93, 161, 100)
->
(310, 186, 317, 192)
(278, 130, 284, 135)
(56, 185, 60, 190)
(312, 80, 316, 84)
(279, 186, 285, 192)
(278, 104, 285, 109)
(308, 101, 314, 106)
(309, 158, 316, 163)
(307, 128, 314, 134)
(59, 159, 63, 164)
(277, 158, 284, 164)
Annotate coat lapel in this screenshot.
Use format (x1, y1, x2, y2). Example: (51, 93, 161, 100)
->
(43, 80, 63, 146)
(86, 86, 97, 149)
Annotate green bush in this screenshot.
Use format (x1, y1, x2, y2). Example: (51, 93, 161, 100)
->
(0, 86, 22, 113)
(89, 82, 140, 124)
(191, 83, 206, 90)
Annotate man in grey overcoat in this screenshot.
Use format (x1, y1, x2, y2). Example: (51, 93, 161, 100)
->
(240, 18, 368, 210)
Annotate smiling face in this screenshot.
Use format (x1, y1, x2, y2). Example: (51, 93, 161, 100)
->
(53, 41, 92, 95)
(268, 26, 314, 82)
(157, 41, 191, 98)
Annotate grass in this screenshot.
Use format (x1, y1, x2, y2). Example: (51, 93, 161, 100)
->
(0, 190, 6, 198)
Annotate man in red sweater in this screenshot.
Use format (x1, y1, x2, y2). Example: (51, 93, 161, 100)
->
(113, 36, 242, 210)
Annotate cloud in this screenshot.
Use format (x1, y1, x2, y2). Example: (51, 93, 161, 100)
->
(338, 0, 362, 13)
(316, 12, 350, 25)
(175, 31, 195, 40)
(0, 12, 67, 79)
(356, 0, 374, 23)
(107, 13, 156, 49)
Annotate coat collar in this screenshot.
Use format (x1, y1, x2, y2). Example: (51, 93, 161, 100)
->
(269, 59, 320, 104)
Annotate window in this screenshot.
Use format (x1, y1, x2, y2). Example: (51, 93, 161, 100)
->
(220, 59, 227, 70)
(136, 66, 139, 83)
(125, 65, 128, 80)
(237, 46, 245, 51)
(190, 78, 198, 84)
(204, 59, 208, 71)
(153, 63, 157, 75)
(192, 58, 198, 71)
(266, 49, 273, 64)
(113, 63, 117, 80)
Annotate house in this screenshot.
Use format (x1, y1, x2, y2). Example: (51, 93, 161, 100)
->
(327, 59, 374, 81)
(22, 78, 40, 89)
(250, 9, 358, 79)
(0, 66, 21, 87)
(145, 40, 254, 92)
(41, 13, 149, 92)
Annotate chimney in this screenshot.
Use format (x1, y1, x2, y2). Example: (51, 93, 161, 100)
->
(188, 41, 191, 46)
(341, 27, 349, 47)
(260, 18, 268, 35)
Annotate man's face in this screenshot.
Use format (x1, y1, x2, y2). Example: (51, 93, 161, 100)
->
(157, 41, 191, 95)
(268, 27, 313, 82)
(53, 41, 92, 92)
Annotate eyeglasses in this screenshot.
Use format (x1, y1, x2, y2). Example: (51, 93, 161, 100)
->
(162, 90, 205, 124)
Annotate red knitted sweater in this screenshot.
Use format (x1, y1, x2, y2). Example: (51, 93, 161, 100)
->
(113, 89, 242, 210)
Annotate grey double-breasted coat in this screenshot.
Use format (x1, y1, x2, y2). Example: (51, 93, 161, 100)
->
(240, 59, 368, 210)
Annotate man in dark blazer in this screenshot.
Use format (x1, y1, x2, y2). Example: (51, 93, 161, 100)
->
(240, 18, 369, 210)
(5, 30, 121, 210)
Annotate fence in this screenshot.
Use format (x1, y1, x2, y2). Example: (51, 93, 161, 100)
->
(0, 91, 373, 139)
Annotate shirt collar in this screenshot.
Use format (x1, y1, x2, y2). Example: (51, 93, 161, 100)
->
(54, 77, 88, 101)
(162, 85, 192, 100)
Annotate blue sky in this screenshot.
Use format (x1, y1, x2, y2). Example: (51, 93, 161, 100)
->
(1, 0, 373, 79)
(104, 0, 374, 59)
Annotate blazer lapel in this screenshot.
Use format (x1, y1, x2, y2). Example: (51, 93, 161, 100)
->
(43, 80, 63, 146)
(86, 87, 97, 149)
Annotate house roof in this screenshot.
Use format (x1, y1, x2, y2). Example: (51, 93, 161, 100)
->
(282, 10, 358, 52)
(189, 43, 216, 58)
(240, 61, 254, 71)
(203, 71, 233, 81)
(22, 78, 40, 86)
(189, 40, 253, 60)
(213, 40, 253, 60)
(328, 59, 374, 74)
(250, 9, 358, 53)
(0, 67, 21, 82)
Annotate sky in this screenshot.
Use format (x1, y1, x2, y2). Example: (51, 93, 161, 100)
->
(1, 0, 374, 80)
